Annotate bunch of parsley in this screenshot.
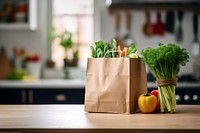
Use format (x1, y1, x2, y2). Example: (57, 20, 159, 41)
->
(141, 43, 189, 113)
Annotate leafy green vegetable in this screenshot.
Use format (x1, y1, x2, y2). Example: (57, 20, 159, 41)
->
(91, 39, 138, 58)
(127, 43, 138, 58)
(91, 39, 118, 58)
(141, 43, 189, 113)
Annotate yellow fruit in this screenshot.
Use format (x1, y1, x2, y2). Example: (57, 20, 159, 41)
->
(138, 93, 157, 113)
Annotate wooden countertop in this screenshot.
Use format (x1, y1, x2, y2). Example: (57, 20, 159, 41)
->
(0, 105, 199, 133)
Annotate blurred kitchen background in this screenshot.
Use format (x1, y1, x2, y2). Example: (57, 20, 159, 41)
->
(0, 0, 200, 105)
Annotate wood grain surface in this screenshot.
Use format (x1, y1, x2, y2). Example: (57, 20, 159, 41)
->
(0, 105, 199, 133)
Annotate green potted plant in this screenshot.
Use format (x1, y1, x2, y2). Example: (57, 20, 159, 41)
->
(60, 31, 78, 67)
(49, 27, 79, 67)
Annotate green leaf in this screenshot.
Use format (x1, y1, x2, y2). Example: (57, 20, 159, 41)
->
(127, 43, 138, 58)
(60, 31, 73, 49)
(111, 39, 117, 49)
(91, 40, 118, 58)
(90, 46, 97, 58)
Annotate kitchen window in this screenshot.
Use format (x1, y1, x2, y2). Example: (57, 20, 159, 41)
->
(52, 0, 94, 68)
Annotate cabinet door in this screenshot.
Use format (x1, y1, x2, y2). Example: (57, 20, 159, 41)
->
(32, 89, 85, 104)
(0, 89, 23, 104)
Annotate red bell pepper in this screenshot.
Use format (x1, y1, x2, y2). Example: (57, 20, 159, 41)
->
(151, 90, 160, 112)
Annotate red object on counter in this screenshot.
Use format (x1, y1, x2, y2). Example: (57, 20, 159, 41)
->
(153, 12, 165, 36)
(151, 89, 161, 112)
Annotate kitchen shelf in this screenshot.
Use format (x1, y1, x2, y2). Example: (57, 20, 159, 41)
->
(0, 0, 37, 31)
(0, 23, 29, 30)
(108, 0, 200, 13)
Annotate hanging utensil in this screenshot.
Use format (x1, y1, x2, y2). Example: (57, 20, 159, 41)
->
(176, 11, 184, 43)
(165, 11, 175, 34)
(123, 12, 135, 46)
(191, 13, 200, 57)
(153, 12, 165, 36)
(113, 13, 124, 49)
(143, 11, 154, 37)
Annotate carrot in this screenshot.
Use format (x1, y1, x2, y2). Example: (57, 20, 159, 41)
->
(117, 45, 122, 57)
(124, 47, 128, 56)
(122, 47, 128, 57)
(122, 51, 124, 57)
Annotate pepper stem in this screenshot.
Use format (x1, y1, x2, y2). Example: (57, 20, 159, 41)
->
(144, 93, 150, 96)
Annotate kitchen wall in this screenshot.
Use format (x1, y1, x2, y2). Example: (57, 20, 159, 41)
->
(0, 0, 199, 76)
(96, 0, 200, 75)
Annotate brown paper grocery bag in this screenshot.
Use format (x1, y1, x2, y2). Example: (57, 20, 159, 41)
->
(84, 58, 147, 114)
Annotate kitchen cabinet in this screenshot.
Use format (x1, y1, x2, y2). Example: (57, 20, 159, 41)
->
(0, 88, 85, 104)
(1, 86, 199, 105)
(0, 79, 199, 105)
(0, 79, 85, 104)
(0, 0, 37, 30)
(31, 89, 85, 104)
(0, 89, 22, 104)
